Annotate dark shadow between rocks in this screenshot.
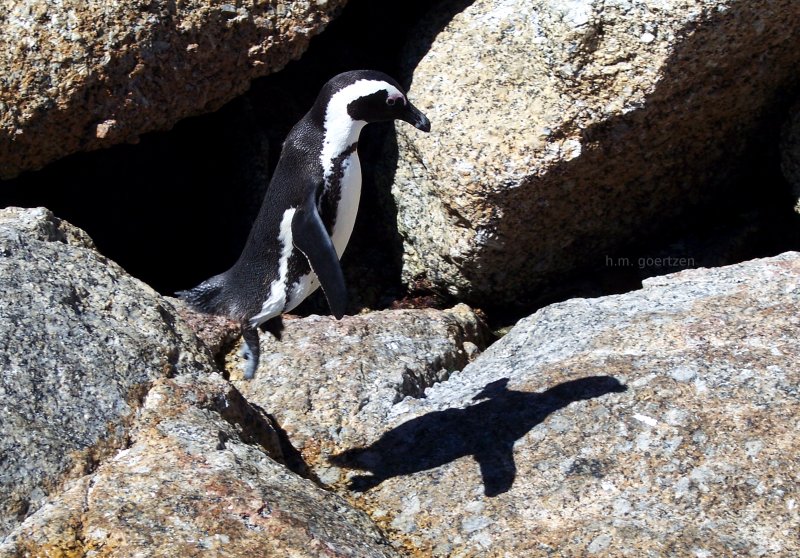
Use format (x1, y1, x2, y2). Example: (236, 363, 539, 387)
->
(329, 376, 626, 497)
(215, 394, 323, 485)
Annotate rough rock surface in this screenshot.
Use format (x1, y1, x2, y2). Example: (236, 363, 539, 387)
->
(0, 207, 215, 538)
(393, 0, 800, 305)
(174, 299, 242, 359)
(781, 99, 800, 214)
(325, 253, 800, 556)
(1, 207, 401, 556)
(1, 372, 400, 558)
(0, 0, 347, 178)
(231, 305, 490, 483)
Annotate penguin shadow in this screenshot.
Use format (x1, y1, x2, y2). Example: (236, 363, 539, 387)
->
(329, 375, 626, 497)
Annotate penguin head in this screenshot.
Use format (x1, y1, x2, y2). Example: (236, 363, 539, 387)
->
(318, 70, 431, 132)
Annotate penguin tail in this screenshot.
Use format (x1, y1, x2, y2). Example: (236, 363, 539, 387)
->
(176, 273, 230, 317)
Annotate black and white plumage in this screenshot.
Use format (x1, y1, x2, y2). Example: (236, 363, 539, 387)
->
(179, 70, 431, 378)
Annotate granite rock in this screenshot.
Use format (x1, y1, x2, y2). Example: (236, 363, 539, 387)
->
(326, 252, 800, 556)
(781, 99, 800, 214)
(1, 208, 400, 556)
(0, 207, 216, 538)
(0, 0, 347, 178)
(393, 0, 800, 305)
(174, 298, 242, 359)
(230, 305, 490, 483)
(1, 372, 399, 558)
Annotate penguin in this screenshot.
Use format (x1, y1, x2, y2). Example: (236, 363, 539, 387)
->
(178, 70, 431, 379)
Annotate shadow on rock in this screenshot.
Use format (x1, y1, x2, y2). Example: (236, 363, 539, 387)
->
(330, 376, 627, 497)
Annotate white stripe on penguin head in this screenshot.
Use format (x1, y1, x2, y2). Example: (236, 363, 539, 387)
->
(320, 79, 403, 180)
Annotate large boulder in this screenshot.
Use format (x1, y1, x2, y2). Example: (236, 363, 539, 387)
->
(1, 372, 399, 557)
(392, 0, 800, 306)
(325, 252, 798, 556)
(0, 207, 216, 538)
(0, 207, 400, 556)
(0, 0, 347, 178)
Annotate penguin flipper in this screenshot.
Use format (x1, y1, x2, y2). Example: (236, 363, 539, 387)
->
(291, 201, 347, 319)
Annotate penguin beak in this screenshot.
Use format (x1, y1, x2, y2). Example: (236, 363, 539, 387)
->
(401, 102, 431, 132)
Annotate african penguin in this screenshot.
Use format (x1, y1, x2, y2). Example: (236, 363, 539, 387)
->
(178, 70, 431, 379)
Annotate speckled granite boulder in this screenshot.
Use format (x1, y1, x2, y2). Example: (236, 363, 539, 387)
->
(393, 0, 800, 305)
(781, 100, 800, 214)
(0, 208, 398, 555)
(0, 207, 217, 538)
(230, 305, 490, 483)
(326, 253, 800, 556)
(0, 0, 347, 178)
(1, 372, 399, 558)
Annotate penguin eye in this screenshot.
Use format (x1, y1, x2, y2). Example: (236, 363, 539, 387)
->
(386, 97, 396, 106)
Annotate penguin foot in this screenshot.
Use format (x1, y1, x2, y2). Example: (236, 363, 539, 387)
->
(240, 326, 261, 380)
(242, 356, 258, 380)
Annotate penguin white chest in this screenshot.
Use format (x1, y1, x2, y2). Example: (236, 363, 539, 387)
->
(330, 151, 362, 257)
(282, 151, 361, 314)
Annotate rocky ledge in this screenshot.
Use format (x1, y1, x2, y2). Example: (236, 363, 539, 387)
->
(324, 251, 800, 556)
